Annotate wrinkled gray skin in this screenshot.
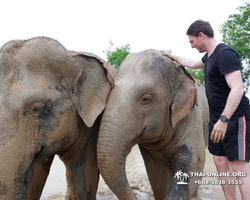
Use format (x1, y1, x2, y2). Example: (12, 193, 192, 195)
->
(97, 49, 209, 200)
(0, 37, 115, 200)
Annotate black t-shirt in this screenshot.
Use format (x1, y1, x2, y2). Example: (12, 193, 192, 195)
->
(202, 43, 249, 121)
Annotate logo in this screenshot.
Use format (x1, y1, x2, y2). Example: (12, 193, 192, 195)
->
(174, 170, 189, 184)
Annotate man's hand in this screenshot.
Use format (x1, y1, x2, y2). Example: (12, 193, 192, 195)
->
(161, 52, 176, 61)
(161, 52, 204, 69)
(211, 120, 228, 143)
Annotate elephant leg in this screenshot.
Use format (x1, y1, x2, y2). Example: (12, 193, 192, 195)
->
(60, 155, 77, 200)
(80, 130, 100, 200)
(165, 144, 193, 200)
(26, 155, 55, 200)
(139, 145, 171, 200)
(140, 144, 193, 200)
(59, 128, 99, 200)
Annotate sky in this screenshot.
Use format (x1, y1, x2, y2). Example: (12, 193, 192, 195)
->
(0, 0, 244, 60)
(1, 0, 250, 98)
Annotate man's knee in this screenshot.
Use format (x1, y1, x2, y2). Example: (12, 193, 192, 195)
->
(213, 155, 230, 169)
(230, 160, 249, 172)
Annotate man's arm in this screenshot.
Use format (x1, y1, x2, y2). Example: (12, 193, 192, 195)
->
(162, 53, 204, 69)
(211, 70, 245, 143)
(221, 70, 245, 119)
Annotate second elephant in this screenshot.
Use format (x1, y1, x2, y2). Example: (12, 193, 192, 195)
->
(97, 49, 209, 200)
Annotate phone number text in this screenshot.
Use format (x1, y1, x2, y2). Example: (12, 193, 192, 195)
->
(195, 180, 243, 185)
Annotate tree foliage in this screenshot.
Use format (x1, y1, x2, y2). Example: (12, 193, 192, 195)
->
(103, 40, 131, 69)
(220, 1, 250, 90)
(188, 68, 205, 86)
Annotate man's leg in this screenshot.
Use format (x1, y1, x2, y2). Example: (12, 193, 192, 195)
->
(213, 155, 237, 200)
(230, 160, 250, 200)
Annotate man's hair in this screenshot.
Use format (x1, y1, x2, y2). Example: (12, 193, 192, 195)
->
(186, 20, 214, 37)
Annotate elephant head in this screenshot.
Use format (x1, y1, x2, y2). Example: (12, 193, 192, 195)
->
(97, 49, 209, 199)
(0, 37, 116, 200)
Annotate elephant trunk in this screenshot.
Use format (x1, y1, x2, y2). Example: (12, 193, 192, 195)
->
(97, 115, 137, 200)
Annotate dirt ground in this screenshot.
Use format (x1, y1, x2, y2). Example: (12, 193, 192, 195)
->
(95, 149, 242, 200)
(41, 148, 242, 200)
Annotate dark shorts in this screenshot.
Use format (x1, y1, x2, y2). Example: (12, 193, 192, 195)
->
(208, 113, 250, 162)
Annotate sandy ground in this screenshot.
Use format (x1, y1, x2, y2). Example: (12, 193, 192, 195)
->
(40, 147, 242, 200)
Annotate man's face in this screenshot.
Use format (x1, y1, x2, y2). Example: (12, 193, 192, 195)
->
(188, 34, 205, 53)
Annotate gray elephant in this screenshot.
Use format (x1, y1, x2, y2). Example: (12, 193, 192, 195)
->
(97, 49, 209, 200)
(0, 37, 115, 200)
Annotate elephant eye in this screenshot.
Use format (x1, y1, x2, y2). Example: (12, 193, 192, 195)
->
(140, 95, 152, 105)
(31, 102, 50, 117)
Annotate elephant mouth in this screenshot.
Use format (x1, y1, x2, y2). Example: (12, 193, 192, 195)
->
(136, 125, 170, 150)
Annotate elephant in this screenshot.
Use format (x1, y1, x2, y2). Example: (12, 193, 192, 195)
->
(97, 49, 209, 200)
(0, 37, 116, 200)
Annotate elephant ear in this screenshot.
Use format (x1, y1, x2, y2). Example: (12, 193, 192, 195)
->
(72, 52, 116, 127)
(171, 65, 198, 127)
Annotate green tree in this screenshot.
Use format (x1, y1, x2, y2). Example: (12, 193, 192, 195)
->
(103, 40, 131, 69)
(188, 68, 205, 86)
(220, 1, 250, 91)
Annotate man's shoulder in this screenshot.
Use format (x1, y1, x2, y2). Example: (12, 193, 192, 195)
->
(216, 43, 240, 59)
(217, 43, 237, 53)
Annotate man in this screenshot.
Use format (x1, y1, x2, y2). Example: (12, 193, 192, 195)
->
(165, 20, 250, 200)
